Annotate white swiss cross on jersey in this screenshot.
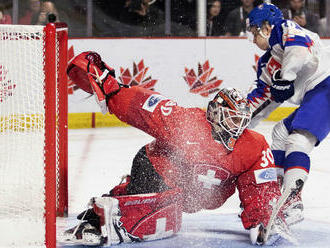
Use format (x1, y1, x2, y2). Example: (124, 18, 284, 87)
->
(193, 164, 230, 189)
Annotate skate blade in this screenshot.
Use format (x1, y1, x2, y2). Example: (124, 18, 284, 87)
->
(58, 235, 101, 246)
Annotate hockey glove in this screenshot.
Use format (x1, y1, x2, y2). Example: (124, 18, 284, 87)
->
(270, 70, 295, 103)
(67, 51, 116, 94)
(67, 52, 121, 114)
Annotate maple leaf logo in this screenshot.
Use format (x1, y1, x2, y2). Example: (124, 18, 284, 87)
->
(119, 60, 157, 90)
(0, 65, 16, 103)
(183, 60, 223, 97)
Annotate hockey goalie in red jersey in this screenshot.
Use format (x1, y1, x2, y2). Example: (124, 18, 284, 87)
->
(62, 52, 291, 246)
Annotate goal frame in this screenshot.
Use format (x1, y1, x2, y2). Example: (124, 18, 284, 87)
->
(44, 22, 68, 247)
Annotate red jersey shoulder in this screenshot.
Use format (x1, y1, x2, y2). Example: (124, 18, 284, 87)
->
(170, 107, 206, 124)
(235, 129, 267, 153)
(231, 129, 268, 171)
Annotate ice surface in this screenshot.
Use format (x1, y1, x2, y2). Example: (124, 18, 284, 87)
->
(57, 122, 330, 247)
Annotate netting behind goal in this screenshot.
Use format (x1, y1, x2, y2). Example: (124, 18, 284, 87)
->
(0, 23, 68, 248)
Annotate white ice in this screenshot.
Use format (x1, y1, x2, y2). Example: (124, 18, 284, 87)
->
(57, 121, 330, 247)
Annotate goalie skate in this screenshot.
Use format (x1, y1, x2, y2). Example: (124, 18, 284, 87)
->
(60, 222, 103, 246)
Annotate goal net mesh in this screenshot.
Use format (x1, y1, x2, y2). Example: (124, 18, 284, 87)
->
(0, 24, 62, 247)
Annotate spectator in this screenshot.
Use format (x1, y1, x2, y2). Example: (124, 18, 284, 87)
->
(0, 3, 12, 24)
(99, 0, 126, 20)
(32, 1, 60, 25)
(219, 0, 240, 21)
(171, 0, 196, 30)
(207, 0, 225, 36)
(224, 0, 255, 36)
(119, 0, 164, 36)
(271, 0, 288, 9)
(19, 0, 41, 24)
(282, 0, 319, 33)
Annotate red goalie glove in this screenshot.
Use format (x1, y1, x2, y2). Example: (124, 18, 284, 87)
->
(67, 51, 121, 114)
(67, 51, 117, 94)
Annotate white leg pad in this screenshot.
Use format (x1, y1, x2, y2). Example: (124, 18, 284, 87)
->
(93, 197, 120, 246)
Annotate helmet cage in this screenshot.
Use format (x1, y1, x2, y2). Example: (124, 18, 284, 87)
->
(219, 106, 251, 137)
(206, 89, 252, 150)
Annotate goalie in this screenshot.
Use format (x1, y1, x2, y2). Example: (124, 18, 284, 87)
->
(63, 52, 289, 246)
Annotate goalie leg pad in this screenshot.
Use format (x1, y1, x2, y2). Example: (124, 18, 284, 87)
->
(92, 188, 183, 245)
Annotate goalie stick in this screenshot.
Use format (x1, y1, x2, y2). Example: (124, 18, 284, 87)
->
(257, 179, 304, 245)
(251, 99, 272, 119)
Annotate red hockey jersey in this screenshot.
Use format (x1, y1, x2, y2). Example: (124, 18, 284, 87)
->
(108, 86, 281, 229)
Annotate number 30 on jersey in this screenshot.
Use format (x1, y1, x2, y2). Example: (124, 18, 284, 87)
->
(260, 148, 274, 168)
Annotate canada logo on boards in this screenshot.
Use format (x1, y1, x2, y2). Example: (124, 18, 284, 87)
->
(183, 60, 223, 97)
(0, 65, 16, 103)
(119, 60, 158, 90)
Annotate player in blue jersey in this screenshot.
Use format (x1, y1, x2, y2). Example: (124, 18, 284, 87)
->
(245, 3, 330, 226)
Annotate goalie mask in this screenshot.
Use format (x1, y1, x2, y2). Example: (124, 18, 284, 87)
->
(207, 88, 252, 151)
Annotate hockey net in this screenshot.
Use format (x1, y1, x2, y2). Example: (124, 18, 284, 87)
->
(0, 23, 68, 247)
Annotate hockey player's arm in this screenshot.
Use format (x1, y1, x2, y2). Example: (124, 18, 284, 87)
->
(281, 28, 314, 82)
(235, 134, 281, 238)
(281, 46, 309, 82)
(108, 86, 179, 140)
(269, 35, 312, 103)
(66, 51, 180, 140)
(247, 80, 280, 128)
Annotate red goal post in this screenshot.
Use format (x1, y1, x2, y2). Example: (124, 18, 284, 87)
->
(0, 23, 68, 247)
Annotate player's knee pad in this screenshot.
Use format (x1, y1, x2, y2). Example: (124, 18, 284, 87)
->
(271, 121, 289, 177)
(285, 130, 317, 157)
(92, 188, 183, 246)
(271, 120, 289, 151)
(281, 130, 317, 194)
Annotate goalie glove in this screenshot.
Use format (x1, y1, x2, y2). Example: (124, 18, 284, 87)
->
(67, 51, 121, 114)
(270, 70, 295, 103)
(88, 68, 120, 114)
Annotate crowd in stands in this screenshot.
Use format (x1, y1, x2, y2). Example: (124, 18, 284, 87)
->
(0, 0, 327, 37)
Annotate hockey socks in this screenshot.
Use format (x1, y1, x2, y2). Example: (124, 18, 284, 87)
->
(283, 151, 310, 173)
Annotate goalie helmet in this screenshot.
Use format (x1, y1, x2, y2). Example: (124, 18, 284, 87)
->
(247, 3, 283, 31)
(206, 88, 252, 151)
